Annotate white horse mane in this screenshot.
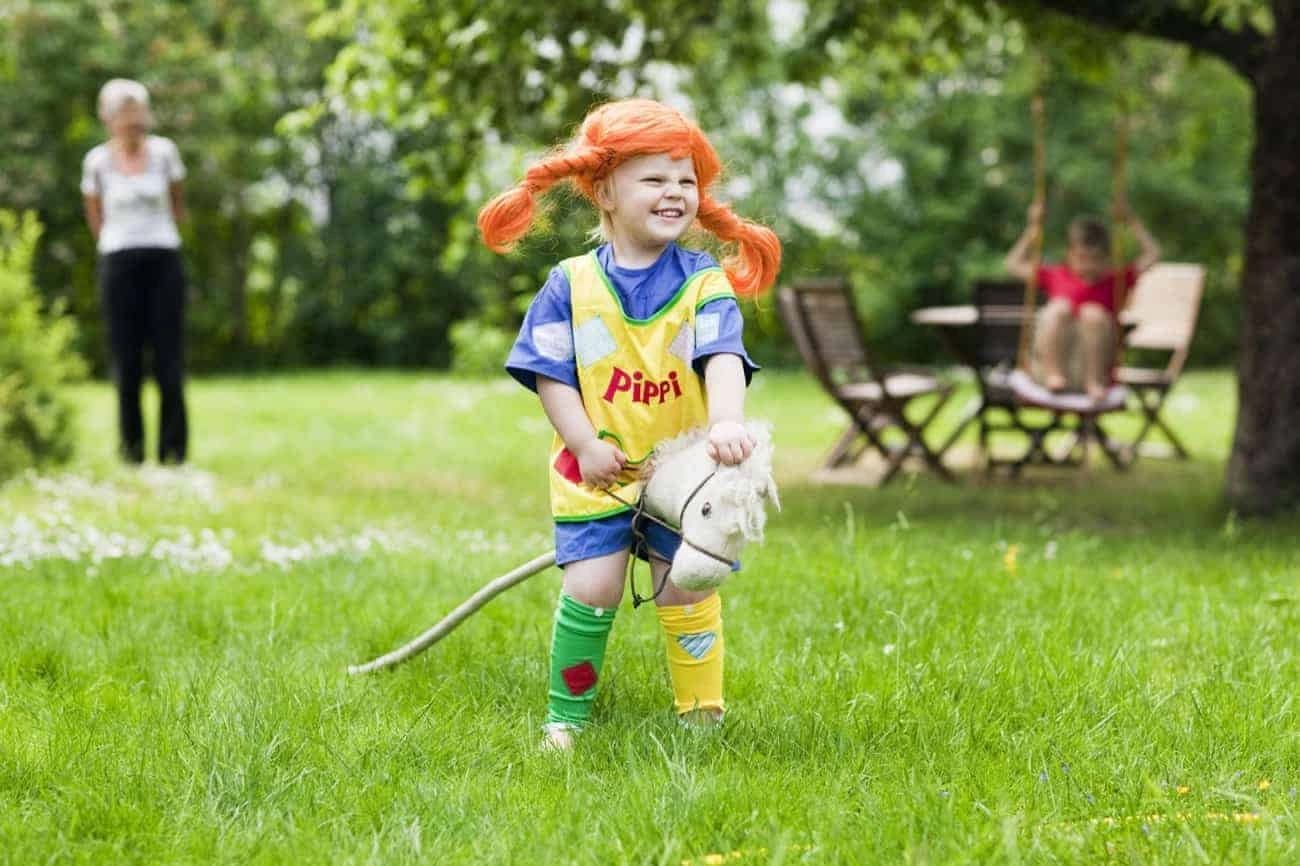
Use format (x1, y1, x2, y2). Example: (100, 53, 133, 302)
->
(643, 420, 777, 543)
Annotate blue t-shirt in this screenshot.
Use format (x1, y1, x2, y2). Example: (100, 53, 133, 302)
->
(505, 242, 757, 392)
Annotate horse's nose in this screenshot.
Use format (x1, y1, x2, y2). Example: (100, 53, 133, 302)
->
(668, 546, 731, 591)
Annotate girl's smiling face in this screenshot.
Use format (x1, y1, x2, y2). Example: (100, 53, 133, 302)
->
(596, 152, 699, 266)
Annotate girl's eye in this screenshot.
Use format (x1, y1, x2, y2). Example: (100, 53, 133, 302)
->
(701, 502, 712, 518)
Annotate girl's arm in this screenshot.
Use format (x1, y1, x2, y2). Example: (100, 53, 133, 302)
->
(1004, 201, 1045, 282)
(536, 374, 626, 487)
(83, 195, 102, 241)
(704, 353, 755, 465)
(1128, 213, 1162, 272)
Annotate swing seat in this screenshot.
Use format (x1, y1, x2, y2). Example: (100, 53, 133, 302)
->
(1004, 369, 1128, 414)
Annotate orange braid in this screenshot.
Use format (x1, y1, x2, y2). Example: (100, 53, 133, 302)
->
(697, 196, 782, 298)
(478, 98, 781, 295)
(477, 147, 614, 252)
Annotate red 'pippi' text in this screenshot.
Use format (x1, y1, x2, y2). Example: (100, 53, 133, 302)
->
(602, 367, 683, 404)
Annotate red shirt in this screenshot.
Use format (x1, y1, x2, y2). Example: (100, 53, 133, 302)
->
(1036, 263, 1138, 315)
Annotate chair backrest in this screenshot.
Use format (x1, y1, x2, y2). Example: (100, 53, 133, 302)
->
(776, 285, 818, 375)
(777, 278, 879, 389)
(1122, 263, 1205, 378)
(972, 278, 1038, 370)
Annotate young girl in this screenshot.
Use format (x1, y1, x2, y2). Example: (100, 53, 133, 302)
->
(1005, 199, 1161, 401)
(478, 98, 781, 750)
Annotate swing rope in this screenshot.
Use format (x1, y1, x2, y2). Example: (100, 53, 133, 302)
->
(1016, 53, 1048, 373)
(1110, 96, 1132, 320)
(1015, 52, 1133, 377)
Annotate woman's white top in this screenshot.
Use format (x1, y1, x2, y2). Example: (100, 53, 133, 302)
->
(81, 135, 186, 254)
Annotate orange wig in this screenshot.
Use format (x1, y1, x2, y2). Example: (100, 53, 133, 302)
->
(477, 99, 780, 298)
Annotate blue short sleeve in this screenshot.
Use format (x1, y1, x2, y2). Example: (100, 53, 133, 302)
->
(505, 268, 579, 392)
(692, 296, 759, 383)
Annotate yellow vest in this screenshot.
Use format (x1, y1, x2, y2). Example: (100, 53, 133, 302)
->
(550, 250, 735, 521)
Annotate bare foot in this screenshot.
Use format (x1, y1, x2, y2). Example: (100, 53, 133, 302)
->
(541, 724, 575, 752)
(1085, 382, 1108, 402)
(1043, 372, 1068, 393)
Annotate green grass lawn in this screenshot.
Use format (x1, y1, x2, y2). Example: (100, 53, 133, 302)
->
(1, 369, 1296, 865)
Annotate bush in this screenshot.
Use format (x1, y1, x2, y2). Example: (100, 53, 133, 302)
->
(0, 211, 85, 481)
(448, 317, 514, 377)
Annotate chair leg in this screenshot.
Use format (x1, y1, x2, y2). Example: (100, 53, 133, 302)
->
(854, 409, 909, 485)
(900, 391, 957, 481)
(1130, 391, 1158, 447)
(938, 396, 984, 458)
(877, 445, 911, 485)
(897, 418, 955, 482)
(1010, 409, 1055, 469)
(1143, 388, 1191, 460)
(1092, 417, 1131, 470)
(1152, 415, 1192, 459)
(1127, 385, 1190, 461)
(823, 423, 863, 469)
(1126, 387, 1161, 457)
(979, 413, 993, 473)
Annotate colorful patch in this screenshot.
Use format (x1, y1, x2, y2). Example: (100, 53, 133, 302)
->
(694, 312, 721, 347)
(531, 321, 574, 362)
(553, 448, 583, 484)
(575, 315, 617, 367)
(668, 319, 694, 363)
(561, 660, 598, 695)
(676, 631, 717, 660)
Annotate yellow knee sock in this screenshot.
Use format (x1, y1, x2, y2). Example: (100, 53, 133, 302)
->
(655, 593, 724, 717)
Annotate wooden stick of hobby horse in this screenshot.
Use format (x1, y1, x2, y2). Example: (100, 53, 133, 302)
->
(348, 550, 557, 675)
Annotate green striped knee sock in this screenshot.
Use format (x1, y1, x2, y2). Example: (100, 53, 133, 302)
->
(545, 593, 617, 729)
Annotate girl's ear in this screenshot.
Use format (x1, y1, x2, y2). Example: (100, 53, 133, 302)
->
(593, 176, 616, 212)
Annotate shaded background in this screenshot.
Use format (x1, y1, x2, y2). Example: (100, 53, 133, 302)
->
(0, 1, 1251, 376)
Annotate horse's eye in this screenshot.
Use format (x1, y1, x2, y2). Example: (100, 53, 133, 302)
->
(701, 502, 712, 518)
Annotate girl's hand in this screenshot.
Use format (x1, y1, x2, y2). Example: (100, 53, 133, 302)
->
(575, 437, 627, 488)
(707, 420, 755, 466)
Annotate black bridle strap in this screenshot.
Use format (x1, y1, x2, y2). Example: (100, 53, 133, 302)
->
(602, 468, 732, 608)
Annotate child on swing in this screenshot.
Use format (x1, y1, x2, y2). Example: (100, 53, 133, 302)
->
(478, 99, 781, 750)
(1005, 197, 1161, 401)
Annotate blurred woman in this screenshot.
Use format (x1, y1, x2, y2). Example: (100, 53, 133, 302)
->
(82, 78, 190, 464)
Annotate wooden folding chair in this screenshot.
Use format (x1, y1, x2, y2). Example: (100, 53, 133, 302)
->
(1116, 263, 1206, 459)
(778, 278, 955, 485)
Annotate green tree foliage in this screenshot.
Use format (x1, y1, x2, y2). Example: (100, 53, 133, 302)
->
(0, 0, 1259, 371)
(0, 1, 331, 369)
(313, 0, 1251, 367)
(680, 9, 1250, 363)
(0, 211, 84, 479)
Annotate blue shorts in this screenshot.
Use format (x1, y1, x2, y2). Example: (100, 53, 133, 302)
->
(554, 510, 681, 568)
(554, 510, 743, 573)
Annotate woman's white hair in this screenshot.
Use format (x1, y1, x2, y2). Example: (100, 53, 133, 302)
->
(97, 78, 153, 124)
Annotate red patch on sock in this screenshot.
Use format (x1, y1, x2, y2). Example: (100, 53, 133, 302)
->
(554, 448, 583, 484)
(561, 661, 598, 695)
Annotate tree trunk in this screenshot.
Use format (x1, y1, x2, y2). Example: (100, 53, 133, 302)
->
(1226, 2, 1300, 514)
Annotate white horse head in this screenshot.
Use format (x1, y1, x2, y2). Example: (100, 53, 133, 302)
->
(641, 420, 780, 591)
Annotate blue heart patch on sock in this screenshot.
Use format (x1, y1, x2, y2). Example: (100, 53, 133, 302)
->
(676, 631, 716, 660)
